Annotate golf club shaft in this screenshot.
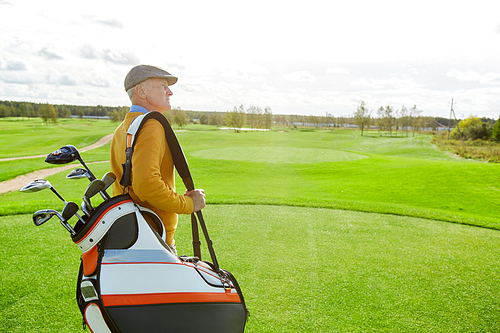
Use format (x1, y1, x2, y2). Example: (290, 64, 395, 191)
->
(60, 220, 76, 235)
(79, 159, 96, 181)
(50, 187, 66, 202)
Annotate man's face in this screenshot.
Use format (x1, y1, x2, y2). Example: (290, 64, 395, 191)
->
(142, 78, 173, 113)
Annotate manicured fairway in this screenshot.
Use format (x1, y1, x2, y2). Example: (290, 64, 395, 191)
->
(1, 120, 500, 332)
(1, 206, 499, 332)
(0, 118, 116, 158)
(191, 147, 368, 163)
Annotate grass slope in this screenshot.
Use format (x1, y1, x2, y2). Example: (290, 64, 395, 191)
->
(1, 207, 499, 332)
(1, 121, 500, 332)
(2, 126, 499, 228)
(0, 117, 116, 158)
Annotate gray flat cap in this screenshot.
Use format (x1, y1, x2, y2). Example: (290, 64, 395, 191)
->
(124, 65, 178, 91)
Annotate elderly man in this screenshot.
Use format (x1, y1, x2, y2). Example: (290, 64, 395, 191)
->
(110, 65, 205, 254)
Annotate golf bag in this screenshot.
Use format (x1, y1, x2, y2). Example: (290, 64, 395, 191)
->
(72, 112, 248, 332)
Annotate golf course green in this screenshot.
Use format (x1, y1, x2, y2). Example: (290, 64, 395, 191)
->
(0, 117, 499, 332)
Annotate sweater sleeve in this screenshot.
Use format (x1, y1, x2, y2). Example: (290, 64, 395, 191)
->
(130, 119, 194, 215)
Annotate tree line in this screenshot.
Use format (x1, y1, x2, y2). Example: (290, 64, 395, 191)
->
(1, 99, 498, 141)
(0, 100, 128, 123)
(353, 100, 499, 141)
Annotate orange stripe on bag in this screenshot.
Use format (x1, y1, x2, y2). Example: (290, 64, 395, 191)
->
(102, 291, 240, 307)
(82, 246, 99, 276)
(127, 134, 132, 148)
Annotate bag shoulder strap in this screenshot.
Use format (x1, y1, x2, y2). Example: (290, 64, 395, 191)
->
(119, 112, 218, 272)
(120, 112, 193, 190)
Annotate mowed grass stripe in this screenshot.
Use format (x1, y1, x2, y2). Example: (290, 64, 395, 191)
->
(191, 147, 368, 164)
(2, 206, 499, 332)
(2, 133, 499, 228)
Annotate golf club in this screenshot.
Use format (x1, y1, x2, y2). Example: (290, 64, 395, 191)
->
(100, 172, 115, 199)
(45, 145, 96, 181)
(32, 209, 76, 235)
(20, 179, 66, 202)
(81, 200, 91, 216)
(62, 201, 79, 221)
(66, 168, 91, 180)
(83, 179, 106, 212)
(33, 210, 55, 226)
(67, 169, 113, 200)
(21, 179, 86, 224)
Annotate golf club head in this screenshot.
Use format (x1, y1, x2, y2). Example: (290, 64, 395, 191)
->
(84, 179, 106, 199)
(81, 200, 91, 216)
(83, 179, 106, 211)
(33, 210, 56, 226)
(66, 168, 91, 180)
(62, 202, 79, 221)
(45, 145, 80, 165)
(20, 179, 52, 193)
(101, 172, 116, 189)
(99, 172, 115, 199)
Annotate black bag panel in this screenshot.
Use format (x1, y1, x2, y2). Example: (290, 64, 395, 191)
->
(139, 209, 164, 238)
(72, 194, 133, 243)
(107, 302, 247, 333)
(104, 213, 138, 250)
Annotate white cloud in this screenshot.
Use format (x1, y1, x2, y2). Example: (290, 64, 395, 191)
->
(1, 0, 500, 118)
(95, 19, 125, 29)
(447, 69, 500, 86)
(59, 75, 77, 86)
(283, 71, 316, 83)
(479, 73, 500, 86)
(0, 58, 31, 71)
(0, 72, 33, 84)
(350, 75, 419, 90)
(38, 47, 64, 60)
(447, 69, 481, 82)
(327, 68, 350, 74)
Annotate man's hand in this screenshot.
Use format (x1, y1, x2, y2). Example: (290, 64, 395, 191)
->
(184, 189, 206, 212)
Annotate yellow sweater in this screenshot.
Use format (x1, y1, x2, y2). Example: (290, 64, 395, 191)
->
(110, 111, 194, 245)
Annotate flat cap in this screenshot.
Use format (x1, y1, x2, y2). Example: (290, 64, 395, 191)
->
(124, 65, 178, 91)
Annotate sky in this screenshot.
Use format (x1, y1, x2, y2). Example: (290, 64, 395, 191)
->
(0, 0, 499, 119)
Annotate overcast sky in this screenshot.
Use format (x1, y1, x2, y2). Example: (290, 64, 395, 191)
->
(1, 0, 499, 118)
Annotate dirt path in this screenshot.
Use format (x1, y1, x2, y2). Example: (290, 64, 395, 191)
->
(0, 134, 113, 195)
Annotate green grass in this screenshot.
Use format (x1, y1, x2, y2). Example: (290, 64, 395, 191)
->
(0, 117, 117, 159)
(3, 127, 499, 228)
(1, 121, 500, 332)
(2, 207, 499, 332)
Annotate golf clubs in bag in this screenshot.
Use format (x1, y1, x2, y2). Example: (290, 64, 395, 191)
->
(22, 112, 248, 332)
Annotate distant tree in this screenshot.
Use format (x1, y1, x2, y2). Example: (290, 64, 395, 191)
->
(171, 107, 189, 128)
(208, 112, 223, 126)
(39, 103, 57, 123)
(0, 104, 9, 118)
(59, 106, 71, 118)
(399, 105, 409, 136)
(376, 106, 385, 136)
(384, 105, 395, 136)
(199, 113, 208, 125)
(354, 100, 371, 136)
(263, 107, 272, 129)
(225, 105, 246, 132)
(492, 116, 500, 142)
(409, 105, 422, 137)
(246, 105, 263, 128)
(110, 109, 128, 123)
(451, 115, 491, 141)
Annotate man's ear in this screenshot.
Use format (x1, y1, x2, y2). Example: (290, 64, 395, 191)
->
(135, 84, 147, 99)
